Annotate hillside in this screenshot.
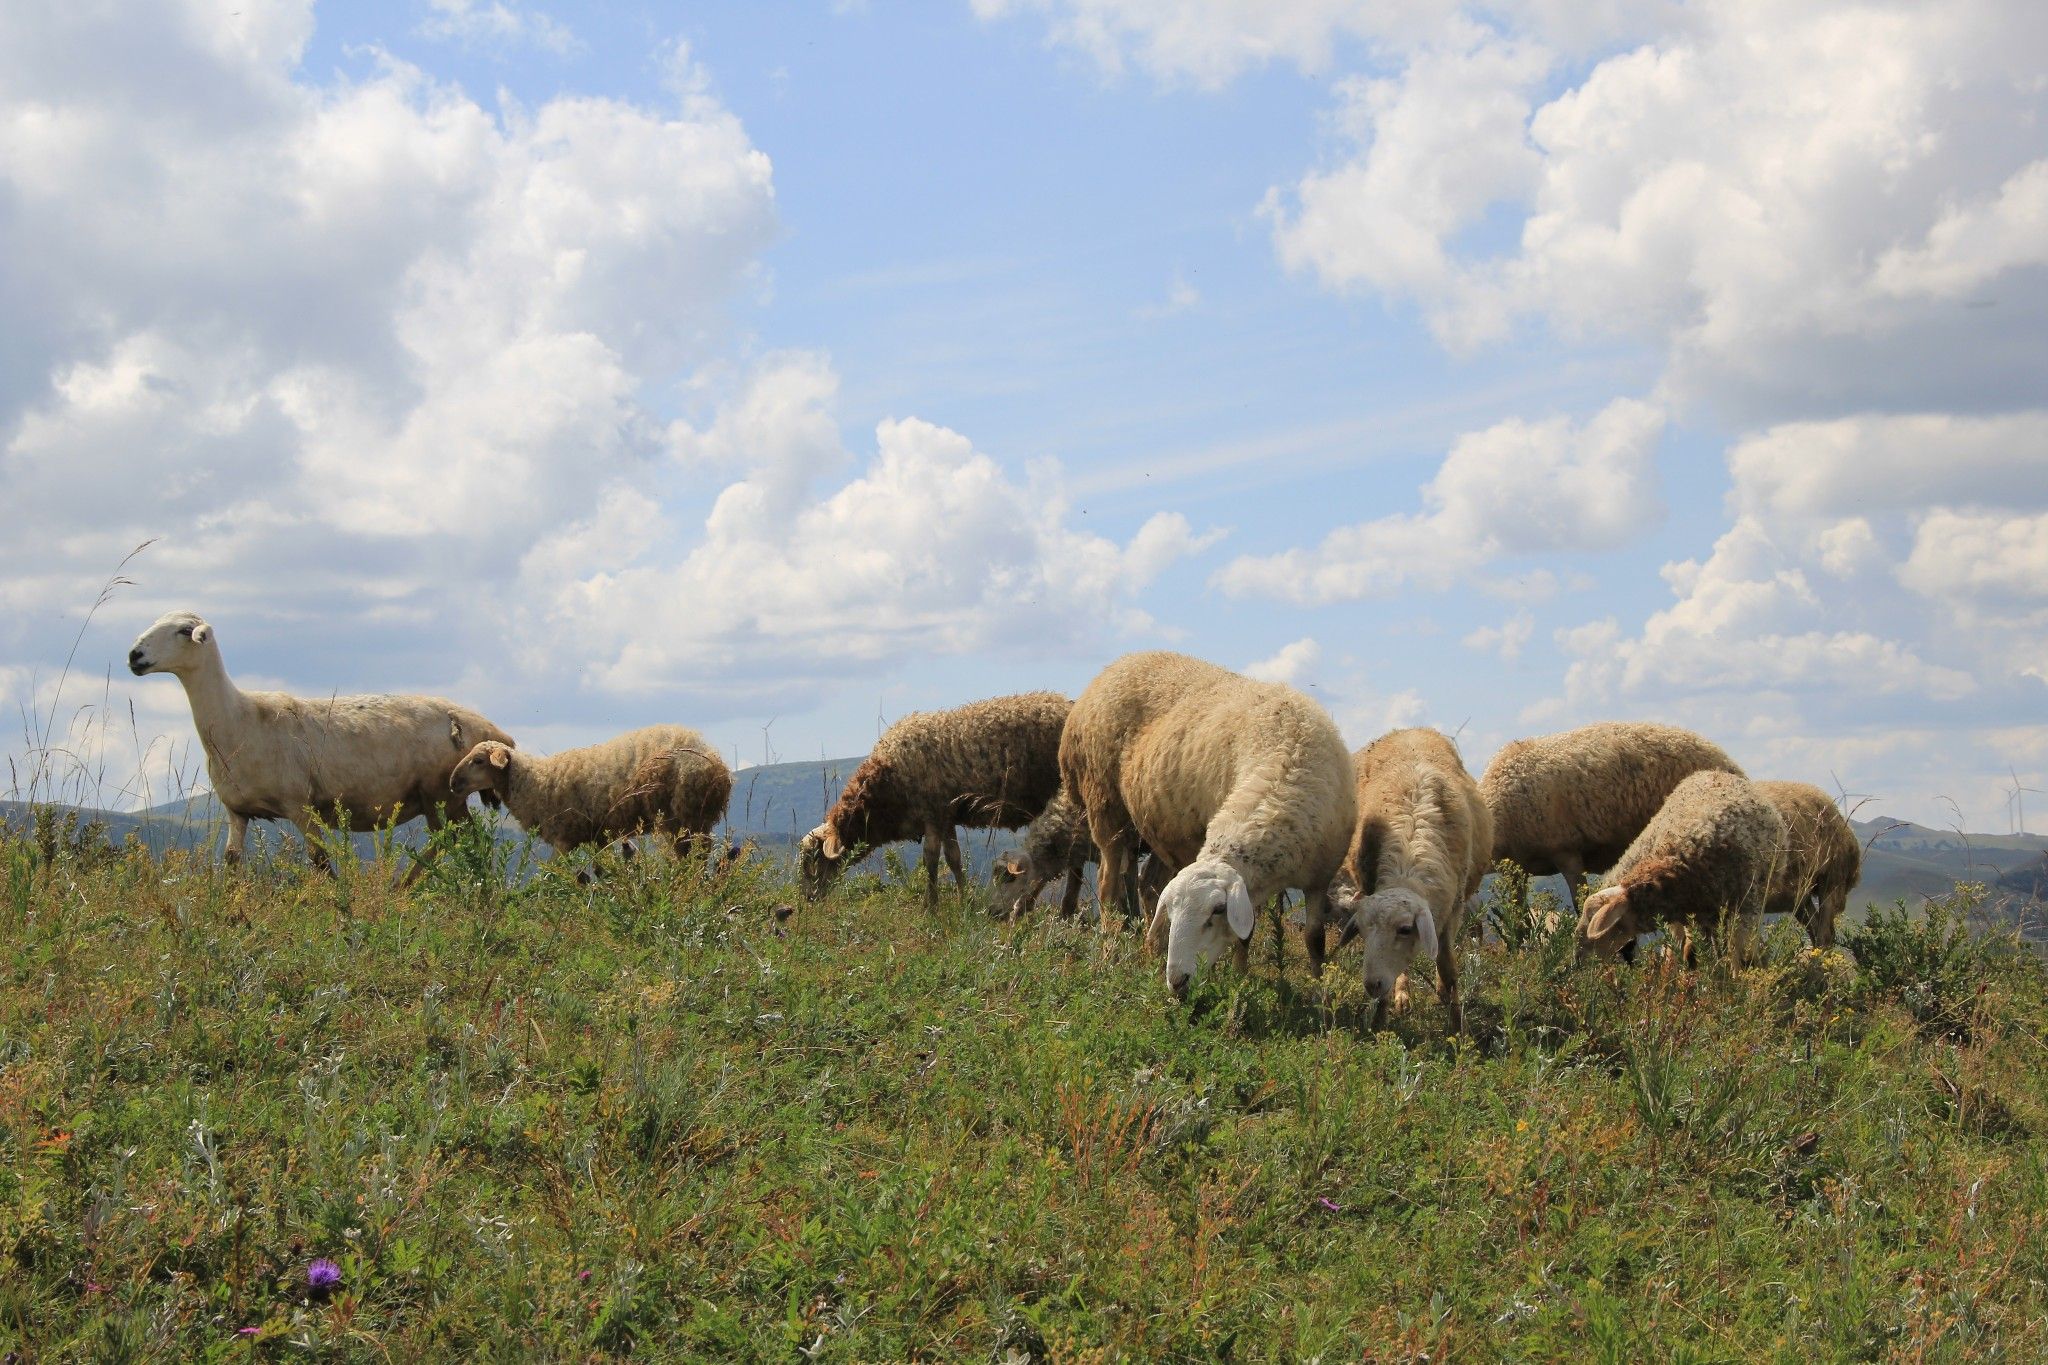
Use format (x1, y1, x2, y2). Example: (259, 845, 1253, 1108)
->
(2, 828, 2045, 1357)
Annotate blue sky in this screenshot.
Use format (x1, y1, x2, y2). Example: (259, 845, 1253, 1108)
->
(3, 0, 2043, 828)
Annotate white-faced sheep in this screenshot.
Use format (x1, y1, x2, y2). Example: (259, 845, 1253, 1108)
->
(1333, 727, 1493, 1034)
(1754, 780, 1862, 948)
(449, 725, 732, 862)
(1058, 651, 1357, 998)
(127, 610, 513, 873)
(1575, 770, 1788, 966)
(1482, 721, 1744, 914)
(799, 691, 1069, 908)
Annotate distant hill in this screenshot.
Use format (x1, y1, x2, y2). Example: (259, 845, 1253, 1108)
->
(11, 781, 2046, 931)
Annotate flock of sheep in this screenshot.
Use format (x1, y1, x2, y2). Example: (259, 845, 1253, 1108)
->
(127, 610, 1861, 1025)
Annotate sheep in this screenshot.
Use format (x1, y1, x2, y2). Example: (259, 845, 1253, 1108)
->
(1058, 651, 1357, 998)
(126, 610, 513, 874)
(990, 785, 1171, 921)
(991, 785, 1093, 920)
(1481, 721, 1744, 915)
(448, 725, 732, 863)
(1575, 770, 1788, 966)
(799, 691, 1069, 908)
(1754, 780, 1862, 948)
(1332, 727, 1493, 1034)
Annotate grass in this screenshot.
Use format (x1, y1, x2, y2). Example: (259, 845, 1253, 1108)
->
(3, 821, 2047, 1361)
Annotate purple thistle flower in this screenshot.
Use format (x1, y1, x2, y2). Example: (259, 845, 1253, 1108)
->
(307, 1258, 342, 1292)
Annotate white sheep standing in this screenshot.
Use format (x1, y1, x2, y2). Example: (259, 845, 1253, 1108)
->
(127, 610, 514, 873)
(1481, 721, 1744, 915)
(1576, 770, 1788, 966)
(1059, 651, 1358, 998)
(448, 725, 733, 861)
(1332, 727, 1493, 1034)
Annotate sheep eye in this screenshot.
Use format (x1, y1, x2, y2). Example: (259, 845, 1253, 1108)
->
(1397, 924, 1415, 936)
(1210, 905, 1225, 919)
(176, 627, 193, 638)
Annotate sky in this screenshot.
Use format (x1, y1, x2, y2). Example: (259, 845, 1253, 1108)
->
(2, 0, 2044, 831)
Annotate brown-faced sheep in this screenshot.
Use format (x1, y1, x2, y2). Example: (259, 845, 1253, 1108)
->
(1576, 770, 1788, 966)
(127, 610, 512, 875)
(449, 725, 732, 861)
(1334, 727, 1493, 1034)
(1059, 651, 1357, 998)
(799, 692, 1069, 908)
(991, 786, 1171, 921)
(1755, 780, 1862, 948)
(1482, 721, 1744, 913)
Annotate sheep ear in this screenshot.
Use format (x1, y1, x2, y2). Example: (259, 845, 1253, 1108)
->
(448, 717, 464, 748)
(190, 623, 211, 645)
(487, 746, 510, 769)
(1225, 878, 1255, 940)
(821, 830, 843, 859)
(1585, 891, 1630, 941)
(1415, 905, 1439, 961)
(1335, 913, 1362, 951)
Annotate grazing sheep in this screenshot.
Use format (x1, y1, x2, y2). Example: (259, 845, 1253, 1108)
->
(126, 610, 512, 873)
(799, 692, 1069, 908)
(1755, 780, 1862, 948)
(1058, 651, 1357, 998)
(1482, 721, 1744, 914)
(449, 725, 732, 861)
(1575, 770, 1788, 965)
(1334, 728, 1493, 1034)
(991, 786, 1170, 921)
(991, 785, 1093, 920)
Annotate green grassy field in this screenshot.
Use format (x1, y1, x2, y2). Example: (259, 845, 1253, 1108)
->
(3, 819, 2047, 1362)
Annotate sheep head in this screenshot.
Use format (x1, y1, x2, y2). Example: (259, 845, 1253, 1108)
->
(1161, 860, 1255, 1000)
(797, 823, 845, 901)
(1575, 884, 1641, 960)
(1344, 887, 1438, 1004)
(449, 741, 513, 800)
(990, 849, 1035, 918)
(127, 611, 215, 677)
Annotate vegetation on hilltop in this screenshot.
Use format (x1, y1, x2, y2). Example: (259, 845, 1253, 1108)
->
(1, 819, 2046, 1360)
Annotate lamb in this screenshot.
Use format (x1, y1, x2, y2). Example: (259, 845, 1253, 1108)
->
(991, 786, 1171, 921)
(1333, 727, 1493, 1034)
(1754, 780, 1862, 948)
(1481, 721, 1744, 914)
(991, 785, 1093, 920)
(1058, 651, 1357, 998)
(799, 691, 1069, 908)
(1575, 770, 1788, 966)
(448, 725, 732, 861)
(126, 610, 513, 873)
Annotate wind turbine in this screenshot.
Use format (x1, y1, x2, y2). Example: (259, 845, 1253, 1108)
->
(1831, 770, 1877, 821)
(2011, 769, 2043, 837)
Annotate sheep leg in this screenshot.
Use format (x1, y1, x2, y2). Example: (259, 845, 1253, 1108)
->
(1089, 819, 1133, 934)
(1058, 867, 1083, 919)
(295, 820, 337, 878)
(1557, 854, 1586, 917)
(942, 831, 967, 894)
(921, 829, 943, 910)
(1437, 933, 1463, 1036)
(400, 800, 452, 889)
(1302, 885, 1329, 978)
(223, 811, 249, 867)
